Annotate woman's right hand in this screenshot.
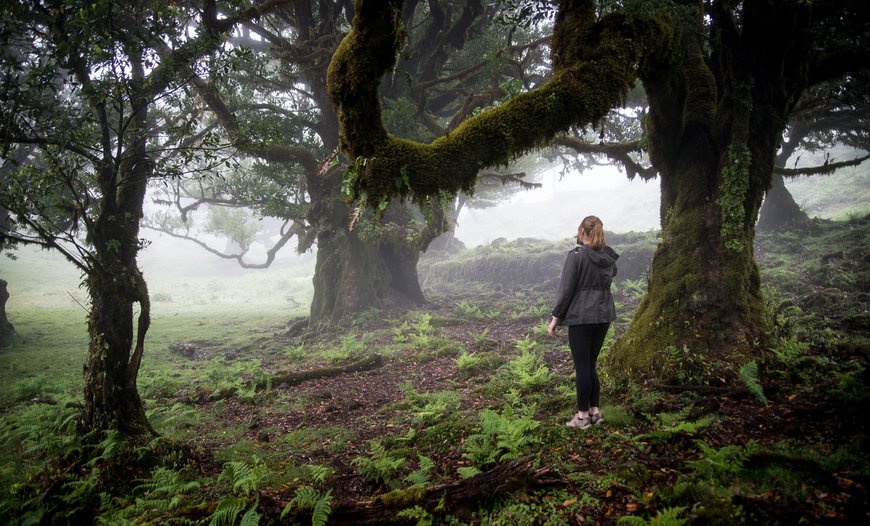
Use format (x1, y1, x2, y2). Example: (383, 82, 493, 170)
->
(547, 317, 558, 336)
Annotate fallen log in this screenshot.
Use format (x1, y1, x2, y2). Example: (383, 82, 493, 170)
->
(271, 353, 384, 387)
(319, 455, 559, 525)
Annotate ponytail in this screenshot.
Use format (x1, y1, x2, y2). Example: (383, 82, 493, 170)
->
(579, 215, 606, 249)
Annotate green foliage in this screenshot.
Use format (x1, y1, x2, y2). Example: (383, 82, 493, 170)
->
(396, 505, 434, 526)
(279, 463, 333, 525)
(398, 383, 462, 425)
(455, 351, 484, 377)
(455, 301, 500, 320)
(475, 489, 584, 526)
(403, 455, 435, 487)
(218, 460, 266, 497)
(394, 312, 439, 350)
(206, 360, 270, 400)
(738, 361, 767, 405)
(281, 486, 333, 526)
(352, 439, 407, 489)
(684, 440, 751, 485)
(462, 404, 540, 469)
(325, 333, 373, 363)
(620, 278, 648, 302)
(209, 496, 255, 526)
(637, 408, 716, 444)
(717, 143, 752, 253)
(132, 467, 201, 513)
(617, 506, 688, 526)
(146, 403, 200, 436)
(506, 341, 551, 390)
(208, 460, 267, 526)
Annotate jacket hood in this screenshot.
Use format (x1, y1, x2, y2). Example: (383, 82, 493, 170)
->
(581, 245, 619, 268)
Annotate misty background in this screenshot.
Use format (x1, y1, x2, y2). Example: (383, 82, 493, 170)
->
(3, 161, 867, 320)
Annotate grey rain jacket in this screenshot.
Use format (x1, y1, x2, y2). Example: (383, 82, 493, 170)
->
(551, 244, 619, 325)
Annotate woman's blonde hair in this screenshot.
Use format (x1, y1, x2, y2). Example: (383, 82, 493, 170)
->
(578, 215, 606, 249)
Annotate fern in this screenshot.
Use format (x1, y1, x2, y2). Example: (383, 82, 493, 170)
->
(209, 496, 248, 526)
(455, 351, 483, 372)
(507, 349, 551, 390)
(239, 499, 261, 526)
(281, 486, 333, 526)
(352, 440, 406, 489)
(404, 455, 434, 487)
(686, 440, 751, 484)
(84, 430, 125, 468)
(637, 410, 717, 444)
(397, 505, 434, 526)
(133, 467, 200, 512)
(219, 461, 265, 496)
(462, 405, 540, 467)
(739, 360, 768, 405)
(617, 506, 688, 526)
(305, 464, 333, 484)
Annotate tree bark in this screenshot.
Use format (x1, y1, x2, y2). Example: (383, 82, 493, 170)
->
(757, 172, 809, 231)
(605, 1, 809, 384)
(309, 198, 427, 325)
(80, 52, 153, 437)
(81, 269, 152, 435)
(0, 279, 14, 348)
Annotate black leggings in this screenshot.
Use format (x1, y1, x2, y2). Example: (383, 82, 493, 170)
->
(568, 323, 610, 411)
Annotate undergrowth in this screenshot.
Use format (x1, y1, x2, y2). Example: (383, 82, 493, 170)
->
(1, 218, 868, 524)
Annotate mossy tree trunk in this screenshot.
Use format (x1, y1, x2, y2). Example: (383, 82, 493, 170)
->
(757, 129, 810, 232)
(308, 169, 427, 324)
(606, 2, 812, 384)
(80, 63, 153, 436)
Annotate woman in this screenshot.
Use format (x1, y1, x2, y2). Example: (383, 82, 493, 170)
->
(548, 215, 618, 429)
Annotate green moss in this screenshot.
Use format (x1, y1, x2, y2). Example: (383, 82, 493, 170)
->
(373, 485, 427, 508)
(717, 144, 752, 252)
(328, 6, 674, 211)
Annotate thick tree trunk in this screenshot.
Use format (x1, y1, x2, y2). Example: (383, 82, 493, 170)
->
(757, 173, 809, 231)
(0, 279, 14, 347)
(310, 217, 426, 325)
(81, 270, 152, 435)
(607, 153, 765, 384)
(605, 2, 802, 386)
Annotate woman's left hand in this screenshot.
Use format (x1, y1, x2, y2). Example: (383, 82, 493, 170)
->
(547, 317, 558, 336)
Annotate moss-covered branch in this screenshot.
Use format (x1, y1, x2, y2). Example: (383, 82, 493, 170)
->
(327, 0, 673, 208)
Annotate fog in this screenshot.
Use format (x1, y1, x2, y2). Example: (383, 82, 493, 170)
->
(454, 166, 661, 247)
(2, 160, 866, 313)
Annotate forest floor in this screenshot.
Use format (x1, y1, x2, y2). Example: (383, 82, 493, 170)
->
(198, 293, 868, 525)
(1, 217, 869, 525)
(169, 218, 868, 525)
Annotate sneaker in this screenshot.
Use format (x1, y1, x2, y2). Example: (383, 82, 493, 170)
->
(565, 412, 592, 429)
(590, 412, 604, 425)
